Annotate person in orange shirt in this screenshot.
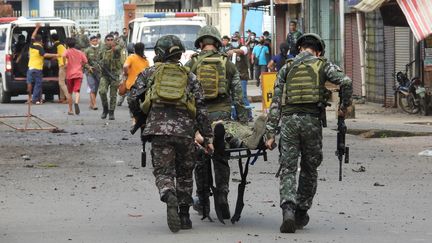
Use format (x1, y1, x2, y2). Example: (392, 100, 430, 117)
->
(122, 42, 149, 94)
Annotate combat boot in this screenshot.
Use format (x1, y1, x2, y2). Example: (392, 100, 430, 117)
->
(280, 205, 296, 233)
(164, 192, 180, 233)
(295, 208, 310, 229)
(179, 206, 192, 230)
(218, 191, 231, 219)
(108, 110, 115, 120)
(101, 105, 108, 119)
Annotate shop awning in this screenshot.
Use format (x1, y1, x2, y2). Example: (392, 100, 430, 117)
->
(355, 0, 432, 41)
(244, 0, 301, 7)
(396, 0, 432, 42)
(353, 0, 388, 12)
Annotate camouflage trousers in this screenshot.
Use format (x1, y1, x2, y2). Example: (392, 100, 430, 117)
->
(279, 114, 323, 211)
(151, 135, 196, 206)
(98, 75, 120, 111)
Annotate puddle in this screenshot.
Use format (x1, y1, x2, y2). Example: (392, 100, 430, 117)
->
(345, 129, 432, 138)
(405, 122, 432, 126)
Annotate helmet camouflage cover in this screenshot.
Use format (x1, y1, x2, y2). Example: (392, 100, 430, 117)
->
(194, 25, 222, 49)
(154, 35, 185, 61)
(296, 33, 326, 56)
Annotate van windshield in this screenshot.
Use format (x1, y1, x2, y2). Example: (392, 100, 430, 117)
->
(140, 25, 201, 50)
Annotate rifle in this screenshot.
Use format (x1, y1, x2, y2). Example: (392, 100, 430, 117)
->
(94, 61, 118, 82)
(335, 96, 349, 181)
(130, 113, 148, 167)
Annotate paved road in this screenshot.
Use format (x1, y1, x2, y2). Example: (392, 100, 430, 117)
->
(1, 93, 432, 243)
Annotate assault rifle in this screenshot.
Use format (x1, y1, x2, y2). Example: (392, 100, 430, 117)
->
(335, 94, 349, 181)
(94, 62, 118, 82)
(130, 113, 148, 167)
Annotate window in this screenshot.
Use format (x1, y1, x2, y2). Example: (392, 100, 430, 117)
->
(0, 28, 7, 50)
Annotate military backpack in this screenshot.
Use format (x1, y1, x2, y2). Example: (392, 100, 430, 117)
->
(191, 54, 228, 100)
(141, 63, 196, 117)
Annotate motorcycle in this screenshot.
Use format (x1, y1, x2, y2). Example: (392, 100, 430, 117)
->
(394, 60, 427, 115)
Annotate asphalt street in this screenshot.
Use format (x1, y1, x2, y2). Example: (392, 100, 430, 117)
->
(1, 88, 432, 243)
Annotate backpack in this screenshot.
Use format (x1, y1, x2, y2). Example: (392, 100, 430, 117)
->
(141, 63, 196, 117)
(282, 57, 326, 105)
(192, 54, 228, 100)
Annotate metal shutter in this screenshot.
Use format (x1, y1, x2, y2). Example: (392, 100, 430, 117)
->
(394, 27, 412, 77)
(384, 26, 395, 107)
(344, 13, 362, 97)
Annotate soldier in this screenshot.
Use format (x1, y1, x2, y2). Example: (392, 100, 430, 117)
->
(84, 35, 101, 110)
(76, 27, 90, 50)
(98, 34, 123, 120)
(127, 35, 213, 232)
(265, 33, 352, 233)
(185, 26, 248, 221)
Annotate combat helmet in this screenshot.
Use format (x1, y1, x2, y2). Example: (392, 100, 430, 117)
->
(296, 33, 326, 56)
(154, 35, 185, 61)
(194, 25, 222, 49)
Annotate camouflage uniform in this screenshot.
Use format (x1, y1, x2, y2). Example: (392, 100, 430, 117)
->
(128, 35, 212, 232)
(266, 50, 352, 212)
(98, 44, 122, 114)
(185, 26, 249, 219)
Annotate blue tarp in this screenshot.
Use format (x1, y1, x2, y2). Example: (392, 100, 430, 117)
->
(230, 3, 264, 37)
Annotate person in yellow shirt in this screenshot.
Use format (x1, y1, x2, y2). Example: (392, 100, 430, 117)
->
(52, 33, 69, 104)
(27, 23, 60, 104)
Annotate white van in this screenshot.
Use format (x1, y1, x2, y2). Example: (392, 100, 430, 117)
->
(0, 17, 76, 103)
(128, 12, 206, 66)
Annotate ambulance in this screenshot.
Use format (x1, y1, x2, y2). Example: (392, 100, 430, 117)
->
(128, 12, 206, 65)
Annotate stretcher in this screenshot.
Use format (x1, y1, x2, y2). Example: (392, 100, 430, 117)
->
(225, 147, 269, 224)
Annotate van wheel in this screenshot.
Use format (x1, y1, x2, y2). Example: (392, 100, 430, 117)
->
(45, 93, 54, 102)
(0, 80, 11, 103)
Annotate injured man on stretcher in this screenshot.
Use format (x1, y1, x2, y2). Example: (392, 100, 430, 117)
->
(195, 115, 268, 150)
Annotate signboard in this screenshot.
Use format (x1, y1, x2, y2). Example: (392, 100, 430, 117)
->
(261, 72, 277, 110)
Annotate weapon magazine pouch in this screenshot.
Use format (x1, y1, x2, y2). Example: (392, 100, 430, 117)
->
(196, 56, 228, 100)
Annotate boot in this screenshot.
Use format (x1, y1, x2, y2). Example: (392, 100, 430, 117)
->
(280, 205, 296, 233)
(295, 208, 310, 229)
(179, 206, 192, 230)
(101, 105, 108, 119)
(164, 192, 180, 233)
(108, 110, 115, 120)
(245, 115, 267, 149)
(217, 191, 231, 220)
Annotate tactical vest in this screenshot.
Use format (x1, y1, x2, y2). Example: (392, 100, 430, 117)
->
(141, 63, 196, 117)
(193, 55, 228, 100)
(101, 47, 122, 72)
(234, 46, 250, 80)
(282, 57, 325, 105)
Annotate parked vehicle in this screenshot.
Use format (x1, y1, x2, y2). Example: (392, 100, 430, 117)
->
(394, 60, 427, 115)
(0, 17, 76, 103)
(128, 12, 206, 65)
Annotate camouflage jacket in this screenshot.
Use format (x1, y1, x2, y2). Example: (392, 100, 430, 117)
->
(128, 64, 213, 141)
(98, 44, 123, 74)
(266, 51, 353, 139)
(185, 50, 248, 123)
(84, 45, 101, 70)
